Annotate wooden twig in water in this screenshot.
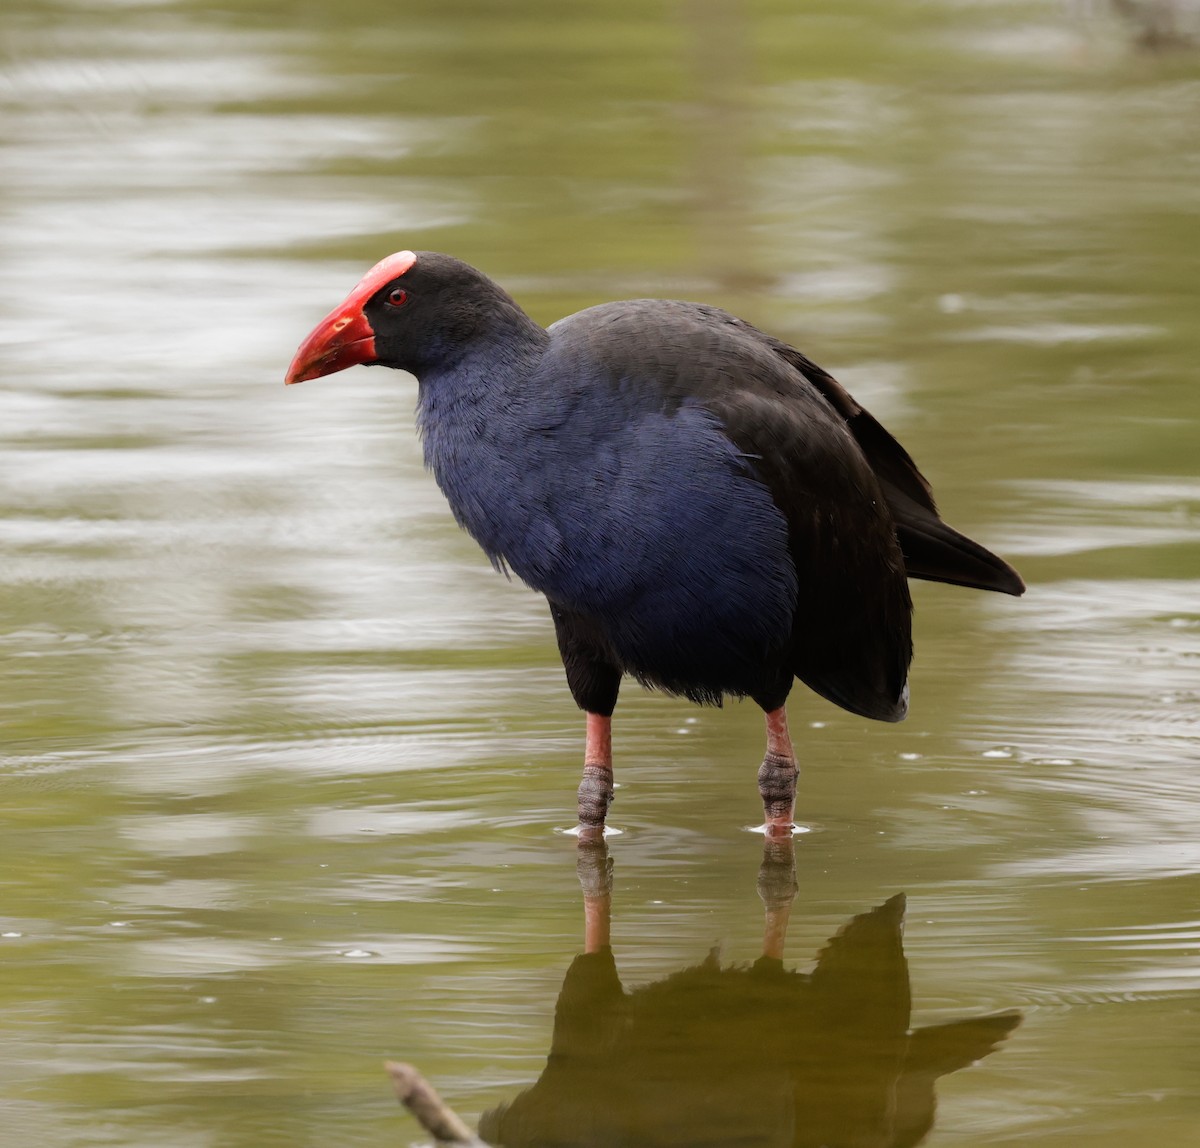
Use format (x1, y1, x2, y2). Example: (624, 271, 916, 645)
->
(385, 1061, 491, 1147)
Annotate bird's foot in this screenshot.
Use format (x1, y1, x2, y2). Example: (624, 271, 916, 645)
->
(757, 752, 798, 837)
(577, 762, 614, 836)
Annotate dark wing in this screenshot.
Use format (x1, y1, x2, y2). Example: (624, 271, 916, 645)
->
(620, 303, 914, 721)
(544, 303, 910, 718)
(545, 298, 1018, 718)
(654, 303, 1023, 596)
(703, 380, 913, 722)
(766, 341, 1025, 597)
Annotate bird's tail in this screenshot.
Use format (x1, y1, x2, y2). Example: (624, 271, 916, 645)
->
(888, 491, 1025, 597)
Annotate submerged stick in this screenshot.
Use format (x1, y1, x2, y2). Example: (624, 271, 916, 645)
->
(385, 1061, 491, 1147)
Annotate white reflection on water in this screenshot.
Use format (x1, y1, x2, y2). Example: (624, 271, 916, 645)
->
(126, 934, 482, 976)
(1002, 478, 1200, 556)
(120, 812, 266, 855)
(306, 803, 475, 838)
(0, 19, 464, 397)
(951, 322, 1162, 344)
(985, 575, 1200, 886)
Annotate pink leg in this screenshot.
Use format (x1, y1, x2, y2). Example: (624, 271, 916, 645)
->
(577, 711, 614, 840)
(758, 705, 798, 839)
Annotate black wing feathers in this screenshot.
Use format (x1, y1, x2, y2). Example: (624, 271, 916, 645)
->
(766, 338, 1024, 598)
(707, 385, 913, 722)
(548, 300, 1020, 719)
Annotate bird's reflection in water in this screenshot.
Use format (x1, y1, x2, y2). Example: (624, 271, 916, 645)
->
(480, 840, 1019, 1148)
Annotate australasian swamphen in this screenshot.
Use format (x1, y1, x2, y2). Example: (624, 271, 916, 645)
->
(285, 251, 1024, 838)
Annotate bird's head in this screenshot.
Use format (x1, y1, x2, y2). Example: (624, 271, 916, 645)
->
(284, 250, 535, 384)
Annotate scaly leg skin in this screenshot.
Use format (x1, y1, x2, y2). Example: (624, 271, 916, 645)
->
(758, 705, 798, 839)
(758, 834, 798, 960)
(576, 712, 614, 844)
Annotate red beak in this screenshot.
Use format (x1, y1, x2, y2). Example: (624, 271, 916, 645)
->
(285, 306, 376, 384)
(284, 251, 419, 384)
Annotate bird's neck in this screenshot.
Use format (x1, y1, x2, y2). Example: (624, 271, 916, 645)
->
(412, 315, 558, 574)
(415, 309, 549, 420)
(413, 309, 550, 495)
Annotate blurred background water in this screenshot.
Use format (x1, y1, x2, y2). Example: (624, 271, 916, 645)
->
(1, 0, 1199, 1144)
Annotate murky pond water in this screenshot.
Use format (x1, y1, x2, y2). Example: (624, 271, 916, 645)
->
(2, 1, 1198, 1144)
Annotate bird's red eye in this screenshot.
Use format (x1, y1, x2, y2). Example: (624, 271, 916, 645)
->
(387, 287, 409, 307)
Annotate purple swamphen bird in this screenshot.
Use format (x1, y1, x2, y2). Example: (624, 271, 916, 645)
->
(285, 251, 1024, 837)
